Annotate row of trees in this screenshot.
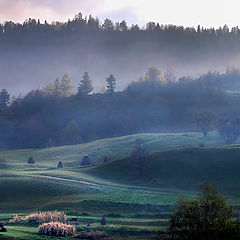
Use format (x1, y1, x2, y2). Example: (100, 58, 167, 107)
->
(0, 66, 240, 148)
(78, 73, 116, 95)
(42, 67, 178, 98)
(128, 66, 240, 93)
(39, 65, 240, 100)
(1, 13, 240, 38)
(195, 110, 240, 145)
(42, 72, 117, 98)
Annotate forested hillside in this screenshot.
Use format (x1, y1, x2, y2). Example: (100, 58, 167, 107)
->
(1, 66, 240, 149)
(1, 13, 240, 93)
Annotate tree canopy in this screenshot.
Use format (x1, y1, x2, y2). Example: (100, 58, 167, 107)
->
(106, 74, 117, 93)
(169, 182, 239, 240)
(0, 67, 240, 149)
(78, 72, 94, 95)
(0, 89, 10, 111)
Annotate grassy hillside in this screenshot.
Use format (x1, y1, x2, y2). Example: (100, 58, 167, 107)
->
(0, 177, 99, 211)
(0, 131, 222, 213)
(1, 131, 239, 211)
(0, 131, 222, 170)
(85, 146, 240, 196)
(1, 132, 240, 239)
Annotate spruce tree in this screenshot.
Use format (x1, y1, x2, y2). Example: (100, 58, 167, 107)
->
(106, 74, 117, 93)
(78, 72, 94, 95)
(0, 89, 10, 111)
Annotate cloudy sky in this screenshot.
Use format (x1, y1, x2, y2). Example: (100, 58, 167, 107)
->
(0, 0, 239, 28)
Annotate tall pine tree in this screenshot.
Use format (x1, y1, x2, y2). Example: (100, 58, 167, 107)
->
(106, 74, 117, 93)
(0, 89, 10, 111)
(78, 72, 94, 95)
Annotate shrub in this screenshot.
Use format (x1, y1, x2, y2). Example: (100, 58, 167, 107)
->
(57, 161, 63, 168)
(28, 157, 35, 164)
(100, 216, 107, 225)
(0, 227, 7, 232)
(0, 223, 7, 232)
(38, 222, 76, 237)
(104, 156, 108, 162)
(11, 211, 66, 223)
(81, 155, 91, 166)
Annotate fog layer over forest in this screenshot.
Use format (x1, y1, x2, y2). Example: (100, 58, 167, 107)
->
(1, 13, 240, 94)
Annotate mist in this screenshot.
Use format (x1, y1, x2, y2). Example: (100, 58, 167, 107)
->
(0, 16, 240, 95)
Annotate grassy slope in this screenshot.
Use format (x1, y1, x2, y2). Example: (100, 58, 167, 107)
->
(85, 146, 240, 196)
(0, 132, 221, 212)
(1, 132, 240, 239)
(0, 177, 99, 211)
(1, 132, 240, 210)
(0, 131, 220, 169)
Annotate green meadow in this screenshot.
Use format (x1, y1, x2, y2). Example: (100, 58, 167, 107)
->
(1, 131, 240, 239)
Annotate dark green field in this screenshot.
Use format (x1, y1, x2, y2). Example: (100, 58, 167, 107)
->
(1, 131, 240, 239)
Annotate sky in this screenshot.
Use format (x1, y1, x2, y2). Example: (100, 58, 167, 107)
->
(0, 0, 239, 28)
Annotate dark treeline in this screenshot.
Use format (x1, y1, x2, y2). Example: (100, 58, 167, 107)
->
(1, 13, 239, 40)
(1, 66, 240, 149)
(1, 13, 239, 55)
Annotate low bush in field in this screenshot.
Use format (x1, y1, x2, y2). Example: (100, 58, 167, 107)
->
(77, 230, 106, 239)
(0, 225, 7, 232)
(11, 211, 66, 223)
(38, 222, 76, 237)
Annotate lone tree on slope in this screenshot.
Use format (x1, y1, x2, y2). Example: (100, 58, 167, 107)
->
(130, 138, 148, 176)
(195, 110, 215, 137)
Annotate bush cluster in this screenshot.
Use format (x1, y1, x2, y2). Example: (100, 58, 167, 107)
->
(38, 222, 76, 237)
(0, 223, 7, 232)
(11, 211, 66, 223)
(168, 183, 240, 240)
